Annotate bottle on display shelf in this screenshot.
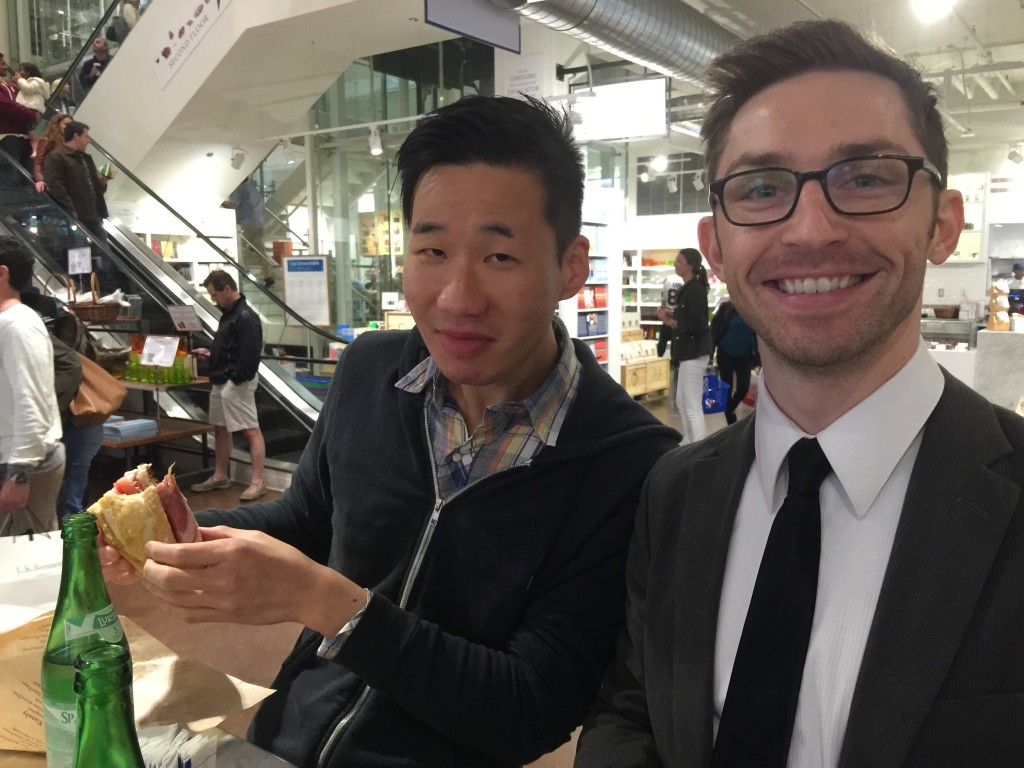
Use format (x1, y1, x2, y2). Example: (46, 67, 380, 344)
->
(42, 513, 131, 768)
(72, 645, 146, 768)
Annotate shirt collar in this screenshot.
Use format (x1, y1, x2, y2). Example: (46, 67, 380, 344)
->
(395, 316, 580, 446)
(754, 340, 944, 518)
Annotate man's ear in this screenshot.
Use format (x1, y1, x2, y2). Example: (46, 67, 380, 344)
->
(927, 189, 965, 267)
(698, 215, 725, 281)
(559, 235, 590, 300)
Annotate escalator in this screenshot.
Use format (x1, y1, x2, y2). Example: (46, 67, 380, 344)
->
(0, 144, 343, 475)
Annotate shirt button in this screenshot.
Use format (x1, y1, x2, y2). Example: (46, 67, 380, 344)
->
(452, 452, 463, 462)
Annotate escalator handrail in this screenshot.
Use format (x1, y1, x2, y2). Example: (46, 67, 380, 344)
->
(87, 137, 344, 345)
(44, 0, 122, 115)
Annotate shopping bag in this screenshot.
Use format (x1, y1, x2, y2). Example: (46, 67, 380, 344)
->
(742, 369, 759, 408)
(70, 353, 127, 426)
(702, 370, 730, 415)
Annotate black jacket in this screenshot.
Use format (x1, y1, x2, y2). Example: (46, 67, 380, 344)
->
(671, 279, 711, 363)
(208, 295, 262, 385)
(43, 146, 108, 221)
(197, 328, 680, 767)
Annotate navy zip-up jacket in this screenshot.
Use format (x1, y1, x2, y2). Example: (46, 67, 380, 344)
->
(207, 294, 262, 385)
(198, 327, 680, 767)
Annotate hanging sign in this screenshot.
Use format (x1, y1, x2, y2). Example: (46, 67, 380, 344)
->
(284, 257, 330, 326)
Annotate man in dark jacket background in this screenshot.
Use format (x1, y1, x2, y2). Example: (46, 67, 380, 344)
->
(190, 269, 266, 501)
(43, 121, 108, 242)
(100, 96, 680, 767)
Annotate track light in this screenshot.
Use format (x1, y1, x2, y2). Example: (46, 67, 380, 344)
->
(650, 155, 669, 173)
(666, 175, 678, 194)
(1009, 145, 1023, 165)
(692, 172, 706, 192)
(230, 146, 245, 170)
(368, 126, 383, 156)
(639, 170, 650, 183)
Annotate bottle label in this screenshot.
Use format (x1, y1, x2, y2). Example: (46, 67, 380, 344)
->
(64, 604, 125, 643)
(41, 660, 76, 768)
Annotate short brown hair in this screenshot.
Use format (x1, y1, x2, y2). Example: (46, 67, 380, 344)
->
(202, 269, 237, 292)
(701, 20, 948, 186)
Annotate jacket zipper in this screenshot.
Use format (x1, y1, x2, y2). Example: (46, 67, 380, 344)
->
(318, 404, 524, 766)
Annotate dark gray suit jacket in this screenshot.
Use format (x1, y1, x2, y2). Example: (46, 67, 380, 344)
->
(576, 372, 1024, 767)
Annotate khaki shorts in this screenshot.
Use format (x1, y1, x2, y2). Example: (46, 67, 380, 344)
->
(208, 377, 260, 432)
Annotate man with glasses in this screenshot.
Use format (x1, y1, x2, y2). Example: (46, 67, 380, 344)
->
(577, 19, 1024, 768)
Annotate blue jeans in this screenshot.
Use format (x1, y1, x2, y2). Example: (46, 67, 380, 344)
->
(57, 422, 105, 519)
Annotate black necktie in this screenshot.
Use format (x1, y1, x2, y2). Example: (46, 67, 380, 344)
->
(711, 438, 833, 768)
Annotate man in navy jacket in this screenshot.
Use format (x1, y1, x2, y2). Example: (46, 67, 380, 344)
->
(102, 96, 680, 767)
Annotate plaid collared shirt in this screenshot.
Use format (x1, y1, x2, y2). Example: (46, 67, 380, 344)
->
(396, 318, 581, 499)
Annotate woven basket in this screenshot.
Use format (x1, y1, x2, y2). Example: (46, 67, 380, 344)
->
(70, 274, 120, 323)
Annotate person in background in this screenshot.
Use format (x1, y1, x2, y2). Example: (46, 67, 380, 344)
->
(665, 247, 711, 444)
(100, 95, 680, 768)
(0, 237, 65, 535)
(14, 62, 48, 158)
(223, 177, 274, 288)
(655, 267, 684, 358)
(20, 284, 103, 520)
(190, 270, 267, 501)
(33, 112, 71, 193)
(50, 79, 77, 116)
(79, 37, 112, 91)
(0, 53, 39, 190)
(709, 298, 758, 424)
(577, 19, 1024, 768)
(43, 121, 108, 245)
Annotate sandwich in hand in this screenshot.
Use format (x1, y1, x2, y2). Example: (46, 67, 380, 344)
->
(88, 464, 202, 569)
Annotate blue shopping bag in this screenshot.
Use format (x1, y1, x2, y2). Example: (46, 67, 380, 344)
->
(702, 370, 731, 415)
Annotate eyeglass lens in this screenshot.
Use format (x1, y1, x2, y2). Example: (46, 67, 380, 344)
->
(720, 157, 916, 225)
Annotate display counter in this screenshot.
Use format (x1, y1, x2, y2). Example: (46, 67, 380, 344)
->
(974, 330, 1024, 410)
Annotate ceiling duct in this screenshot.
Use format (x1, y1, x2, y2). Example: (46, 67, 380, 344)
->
(490, 0, 740, 86)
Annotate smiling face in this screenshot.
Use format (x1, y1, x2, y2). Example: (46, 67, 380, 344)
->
(403, 163, 589, 415)
(699, 70, 963, 378)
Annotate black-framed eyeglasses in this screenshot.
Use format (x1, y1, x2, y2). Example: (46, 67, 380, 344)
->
(708, 155, 943, 227)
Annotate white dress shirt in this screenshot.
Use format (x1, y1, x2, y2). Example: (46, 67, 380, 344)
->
(713, 341, 945, 767)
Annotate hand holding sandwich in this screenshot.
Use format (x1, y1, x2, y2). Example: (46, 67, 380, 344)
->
(94, 464, 366, 635)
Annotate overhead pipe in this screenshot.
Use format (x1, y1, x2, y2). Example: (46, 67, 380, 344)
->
(490, 0, 740, 87)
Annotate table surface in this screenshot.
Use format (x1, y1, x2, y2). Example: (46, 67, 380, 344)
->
(122, 376, 210, 392)
(101, 414, 214, 449)
(0, 728, 296, 767)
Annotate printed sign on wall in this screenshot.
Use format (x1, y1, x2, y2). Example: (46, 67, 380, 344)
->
(283, 257, 330, 326)
(152, 0, 234, 89)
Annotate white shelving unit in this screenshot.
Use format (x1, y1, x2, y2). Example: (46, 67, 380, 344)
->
(559, 222, 622, 381)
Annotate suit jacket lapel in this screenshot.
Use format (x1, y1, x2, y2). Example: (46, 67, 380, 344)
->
(838, 374, 1020, 768)
(673, 418, 756, 766)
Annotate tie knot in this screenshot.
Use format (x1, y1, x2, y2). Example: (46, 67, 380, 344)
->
(786, 438, 832, 495)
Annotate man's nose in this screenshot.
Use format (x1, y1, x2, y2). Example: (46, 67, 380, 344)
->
(779, 179, 847, 246)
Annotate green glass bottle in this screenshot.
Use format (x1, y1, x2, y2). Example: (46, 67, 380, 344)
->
(72, 645, 146, 768)
(41, 513, 130, 768)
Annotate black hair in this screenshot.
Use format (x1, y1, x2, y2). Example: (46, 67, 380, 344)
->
(680, 247, 709, 289)
(0, 236, 34, 291)
(396, 95, 584, 262)
(202, 269, 237, 292)
(701, 20, 948, 186)
(19, 62, 42, 79)
(64, 120, 89, 143)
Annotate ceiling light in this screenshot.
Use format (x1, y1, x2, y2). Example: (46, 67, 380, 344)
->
(369, 126, 383, 156)
(910, 0, 955, 24)
(670, 122, 702, 138)
(666, 175, 678, 194)
(1009, 145, 1023, 164)
(639, 171, 650, 183)
(650, 154, 669, 173)
(230, 146, 245, 170)
(692, 172, 706, 192)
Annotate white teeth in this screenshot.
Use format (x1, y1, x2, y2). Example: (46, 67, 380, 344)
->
(778, 275, 863, 294)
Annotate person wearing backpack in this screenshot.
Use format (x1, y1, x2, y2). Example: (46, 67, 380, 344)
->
(21, 284, 105, 519)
